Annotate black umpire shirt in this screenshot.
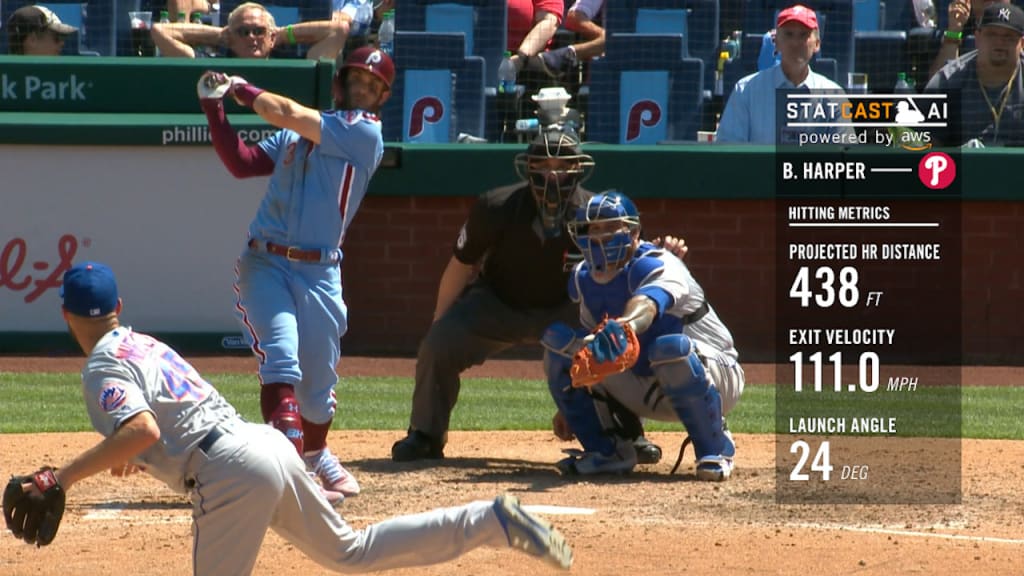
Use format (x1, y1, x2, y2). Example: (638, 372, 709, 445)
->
(453, 183, 593, 310)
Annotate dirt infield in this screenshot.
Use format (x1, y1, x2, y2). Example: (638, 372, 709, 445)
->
(2, 357, 1022, 575)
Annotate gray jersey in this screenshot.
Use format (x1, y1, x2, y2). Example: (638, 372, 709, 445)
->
(82, 327, 241, 493)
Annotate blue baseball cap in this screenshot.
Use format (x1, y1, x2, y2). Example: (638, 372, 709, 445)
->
(61, 262, 119, 317)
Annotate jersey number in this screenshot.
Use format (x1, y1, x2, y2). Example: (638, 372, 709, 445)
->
(159, 349, 212, 402)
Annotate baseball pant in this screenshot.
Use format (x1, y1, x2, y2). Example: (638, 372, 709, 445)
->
(409, 281, 577, 438)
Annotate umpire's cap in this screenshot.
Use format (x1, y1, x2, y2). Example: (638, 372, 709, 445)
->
(339, 46, 395, 89)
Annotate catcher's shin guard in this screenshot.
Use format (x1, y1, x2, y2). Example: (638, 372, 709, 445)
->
(650, 334, 734, 477)
(543, 323, 616, 455)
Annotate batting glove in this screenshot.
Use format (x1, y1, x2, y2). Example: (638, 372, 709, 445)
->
(197, 70, 234, 101)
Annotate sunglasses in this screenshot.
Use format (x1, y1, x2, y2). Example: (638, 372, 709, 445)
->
(234, 26, 268, 38)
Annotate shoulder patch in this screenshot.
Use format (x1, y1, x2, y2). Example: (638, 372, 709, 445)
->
(98, 381, 128, 412)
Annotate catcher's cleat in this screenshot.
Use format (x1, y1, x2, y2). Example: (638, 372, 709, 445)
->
(493, 494, 573, 570)
(270, 399, 304, 455)
(556, 446, 637, 476)
(633, 436, 663, 465)
(305, 447, 361, 498)
(391, 429, 445, 462)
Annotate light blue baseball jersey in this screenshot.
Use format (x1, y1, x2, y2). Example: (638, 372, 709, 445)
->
(253, 110, 383, 251)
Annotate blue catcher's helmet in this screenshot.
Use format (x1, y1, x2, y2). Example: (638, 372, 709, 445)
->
(568, 191, 641, 279)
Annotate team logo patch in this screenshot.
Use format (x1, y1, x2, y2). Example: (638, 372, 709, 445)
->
(98, 381, 128, 412)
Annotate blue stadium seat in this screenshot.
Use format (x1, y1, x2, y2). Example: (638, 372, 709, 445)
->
(1, 1, 114, 55)
(742, 0, 855, 84)
(380, 31, 485, 143)
(854, 30, 909, 93)
(854, 0, 886, 31)
(587, 34, 704, 143)
(395, 1, 507, 89)
(606, 0, 720, 91)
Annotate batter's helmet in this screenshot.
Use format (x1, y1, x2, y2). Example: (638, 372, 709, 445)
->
(333, 46, 395, 109)
(514, 124, 595, 238)
(568, 191, 641, 276)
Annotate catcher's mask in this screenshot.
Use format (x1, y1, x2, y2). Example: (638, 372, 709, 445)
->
(568, 191, 641, 279)
(333, 46, 395, 110)
(514, 125, 594, 238)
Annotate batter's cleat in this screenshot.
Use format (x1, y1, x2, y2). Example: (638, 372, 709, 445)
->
(633, 436, 663, 465)
(305, 447, 361, 498)
(270, 400, 304, 455)
(309, 471, 346, 507)
(556, 445, 637, 476)
(493, 494, 573, 570)
(391, 429, 444, 462)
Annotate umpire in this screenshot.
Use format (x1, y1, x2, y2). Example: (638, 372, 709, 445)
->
(391, 123, 664, 464)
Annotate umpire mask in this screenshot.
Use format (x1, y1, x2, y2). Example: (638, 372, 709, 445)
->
(514, 126, 595, 238)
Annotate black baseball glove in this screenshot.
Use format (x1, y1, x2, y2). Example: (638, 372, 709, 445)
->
(3, 467, 66, 547)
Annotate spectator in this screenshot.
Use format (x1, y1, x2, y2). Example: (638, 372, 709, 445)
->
(152, 1, 349, 60)
(538, 0, 606, 80)
(507, 0, 565, 74)
(6, 5, 77, 56)
(715, 4, 854, 144)
(929, 0, 1012, 79)
(926, 3, 1024, 146)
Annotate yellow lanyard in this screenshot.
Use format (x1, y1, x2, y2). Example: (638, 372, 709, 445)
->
(978, 65, 1019, 138)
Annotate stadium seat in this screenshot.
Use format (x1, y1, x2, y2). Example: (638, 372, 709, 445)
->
(395, 1, 507, 89)
(854, 30, 909, 93)
(607, 0, 720, 93)
(1, 1, 113, 55)
(587, 34, 704, 144)
(380, 31, 485, 143)
(854, 0, 883, 31)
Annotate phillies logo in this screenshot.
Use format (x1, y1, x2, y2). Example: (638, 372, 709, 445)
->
(917, 152, 956, 189)
(365, 50, 383, 65)
(625, 100, 662, 141)
(409, 96, 444, 138)
(1, 234, 78, 303)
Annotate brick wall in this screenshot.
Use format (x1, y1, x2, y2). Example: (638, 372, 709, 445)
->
(341, 197, 1023, 364)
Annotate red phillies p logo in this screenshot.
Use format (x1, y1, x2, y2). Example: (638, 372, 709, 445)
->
(626, 100, 662, 142)
(409, 96, 444, 138)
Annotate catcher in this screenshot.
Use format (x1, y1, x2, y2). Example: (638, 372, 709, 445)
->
(3, 261, 574, 573)
(542, 191, 745, 480)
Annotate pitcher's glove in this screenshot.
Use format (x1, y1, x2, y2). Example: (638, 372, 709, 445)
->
(3, 467, 65, 547)
(570, 318, 640, 388)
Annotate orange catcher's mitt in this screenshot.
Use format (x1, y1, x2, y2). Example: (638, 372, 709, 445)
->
(570, 318, 640, 388)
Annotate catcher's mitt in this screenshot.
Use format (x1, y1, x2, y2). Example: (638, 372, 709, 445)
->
(3, 467, 65, 547)
(570, 319, 640, 388)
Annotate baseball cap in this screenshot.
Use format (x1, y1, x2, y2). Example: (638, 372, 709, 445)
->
(978, 3, 1024, 35)
(776, 4, 819, 30)
(7, 5, 78, 36)
(61, 262, 119, 318)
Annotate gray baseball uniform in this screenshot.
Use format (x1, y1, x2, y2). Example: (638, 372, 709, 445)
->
(81, 327, 556, 574)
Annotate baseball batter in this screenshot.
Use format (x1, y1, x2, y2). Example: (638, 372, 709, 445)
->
(3, 261, 574, 574)
(543, 192, 745, 480)
(199, 47, 396, 504)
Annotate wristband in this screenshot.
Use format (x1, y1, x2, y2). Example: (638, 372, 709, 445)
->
(287, 24, 296, 44)
(944, 30, 963, 40)
(233, 83, 266, 108)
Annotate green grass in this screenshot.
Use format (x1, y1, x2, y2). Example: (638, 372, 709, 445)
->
(0, 373, 1021, 439)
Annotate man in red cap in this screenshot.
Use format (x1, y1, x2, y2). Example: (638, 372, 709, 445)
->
(716, 4, 853, 144)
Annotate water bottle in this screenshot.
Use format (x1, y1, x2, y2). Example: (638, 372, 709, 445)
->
(515, 118, 539, 132)
(498, 51, 517, 94)
(894, 72, 915, 94)
(912, 0, 937, 28)
(727, 31, 741, 61)
(354, 0, 373, 37)
(378, 10, 395, 56)
(155, 10, 170, 57)
(177, 11, 187, 23)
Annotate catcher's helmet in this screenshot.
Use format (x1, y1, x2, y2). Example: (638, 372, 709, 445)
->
(514, 124, 595, 238)
(568, 191, 641, 277)
(333, 46, 394, 109)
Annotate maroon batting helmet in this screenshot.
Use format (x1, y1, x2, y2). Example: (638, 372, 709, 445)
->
(333, 46, 395, 109)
